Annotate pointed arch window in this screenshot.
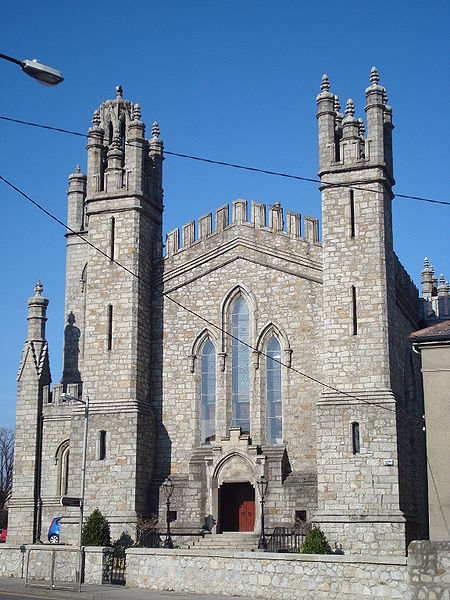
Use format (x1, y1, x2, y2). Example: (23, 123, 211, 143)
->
(201, 340, 216, 444)
(266, 336, 282, 444)
(56, 441, 70, 496)
(232, 296, 250, 433)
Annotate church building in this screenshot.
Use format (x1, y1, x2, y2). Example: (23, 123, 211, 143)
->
(9, 68, 447, 556)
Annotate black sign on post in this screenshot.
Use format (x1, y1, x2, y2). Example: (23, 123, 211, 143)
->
(60, 496, 81, 507)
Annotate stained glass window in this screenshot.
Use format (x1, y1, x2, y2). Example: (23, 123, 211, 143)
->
(232, 297, 250, 433)
(201, 340, 216, 444)
(266, 336, 282, 444)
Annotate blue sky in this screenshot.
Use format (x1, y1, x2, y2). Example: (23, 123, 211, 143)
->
(1, 1, 449, 428)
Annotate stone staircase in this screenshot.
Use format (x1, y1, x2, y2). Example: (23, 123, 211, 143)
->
(188, 532, 260, 551)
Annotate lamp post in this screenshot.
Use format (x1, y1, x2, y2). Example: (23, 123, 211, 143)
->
(257, 475, 268, 550)
(162, 476, 174, 549)
(0, 52, 63, 85)
(60, 393, 89, 588)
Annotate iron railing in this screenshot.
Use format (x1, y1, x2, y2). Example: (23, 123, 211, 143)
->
(266, 527, 304, 553)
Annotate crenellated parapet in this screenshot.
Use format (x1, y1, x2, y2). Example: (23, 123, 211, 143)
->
(317, 67, 394, 181)
(165, 199, 319, 259)
(420, 257, 449, 324)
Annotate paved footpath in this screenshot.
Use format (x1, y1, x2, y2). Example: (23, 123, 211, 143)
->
(0, 578, 254, 600)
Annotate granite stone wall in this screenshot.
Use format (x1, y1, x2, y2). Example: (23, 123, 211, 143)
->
(126, 542, 450, 600)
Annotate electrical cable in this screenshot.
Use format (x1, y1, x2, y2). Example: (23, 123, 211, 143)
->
(0, 172, 408, 417)
(1, 115, 448, 206)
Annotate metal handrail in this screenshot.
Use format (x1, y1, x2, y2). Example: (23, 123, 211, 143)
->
(25, 546, 82, 592)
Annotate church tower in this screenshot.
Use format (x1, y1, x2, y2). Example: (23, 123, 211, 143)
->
(315, 68, 408, 553)
(63, 86, 164, 536)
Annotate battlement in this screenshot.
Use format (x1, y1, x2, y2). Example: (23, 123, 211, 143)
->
(42, 382, 81, 411)
(420, 257, 449, 324)
(164, 199, 320, 258)
(316, 67, 393, 179)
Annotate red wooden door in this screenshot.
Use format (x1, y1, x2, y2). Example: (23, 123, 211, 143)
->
(239, 499, 255, 531)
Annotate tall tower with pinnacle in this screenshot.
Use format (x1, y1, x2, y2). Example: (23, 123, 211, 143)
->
(315, 68, 425, 553)
(69, 86, 164, 533)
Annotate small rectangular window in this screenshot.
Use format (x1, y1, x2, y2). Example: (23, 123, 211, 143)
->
(352, 286, 357, 335)
(352, 422, 360, 454)
(350, 190, 355, 238)
(110, 217, 115, 261)
(107, 305, 113, 350)
(99, 430, 106, 460)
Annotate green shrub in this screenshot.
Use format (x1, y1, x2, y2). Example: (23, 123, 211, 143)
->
(81, 508, 111, 547)
(301, 526, 331, 554)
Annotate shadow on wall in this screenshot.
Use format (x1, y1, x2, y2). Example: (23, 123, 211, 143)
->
(63, 311, 81, 383)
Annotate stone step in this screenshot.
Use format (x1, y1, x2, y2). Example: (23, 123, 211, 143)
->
(188, 533, 259, 551)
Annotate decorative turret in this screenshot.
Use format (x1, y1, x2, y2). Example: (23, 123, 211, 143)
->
(27, 280, 49, 341)
(316, 74, 335, 170)
(421, 257, 433, 298)
(67, 164, 87, 231)
(365, 66, 393, 174)
(149, 121, 164, 203)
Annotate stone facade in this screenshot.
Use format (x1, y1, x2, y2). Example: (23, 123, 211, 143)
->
(8, 69, 445, 555)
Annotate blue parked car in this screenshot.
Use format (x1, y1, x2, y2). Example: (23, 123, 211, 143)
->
(48, 516, 62, 544)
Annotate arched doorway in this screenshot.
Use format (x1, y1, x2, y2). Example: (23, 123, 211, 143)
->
(218, 482, 255, 532)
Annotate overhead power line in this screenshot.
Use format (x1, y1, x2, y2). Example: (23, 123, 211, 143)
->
(1, 114, 448, 206)
(0, 172, 403, 417)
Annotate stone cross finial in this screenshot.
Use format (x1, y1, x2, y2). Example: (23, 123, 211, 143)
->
(345, 98, 355, 117)
(321, 74, 330, 92)
(358, 118, 365, 137)
(35, 280, 43, 296)
(133, 103, 141, 121)
(334, 95, 341, 112)
(370, 66, 379, 85)
(75, 164, 80, 173)
(92, 110, 101, 127)
(152, 121, 160, 139)
(116, 85, 123, 99)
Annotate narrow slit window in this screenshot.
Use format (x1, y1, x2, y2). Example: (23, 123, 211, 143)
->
(352, 286, 357, 335)
(99, 430, 106, 460)
(110, 217, 115, 261)
(107, 304, 113, 350)
(350, 190, 355, 238)
(352, 422, 360, 454)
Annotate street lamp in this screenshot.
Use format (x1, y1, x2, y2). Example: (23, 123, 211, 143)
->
(60, 392, 89, 588)
(0, 52, 63, 86)
(162, 476, 174, 549)
(257, 475, 268, 550)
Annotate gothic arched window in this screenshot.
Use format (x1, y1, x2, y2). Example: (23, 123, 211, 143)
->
(232, 296, 250, 433)
(56, 441, 70, 496)
(266, 336, 282, 444)
(201, 340, 216, 444)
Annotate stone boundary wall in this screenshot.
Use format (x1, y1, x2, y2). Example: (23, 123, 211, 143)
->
(126, 541, 449, 600)
(0, 545, 111, 585)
